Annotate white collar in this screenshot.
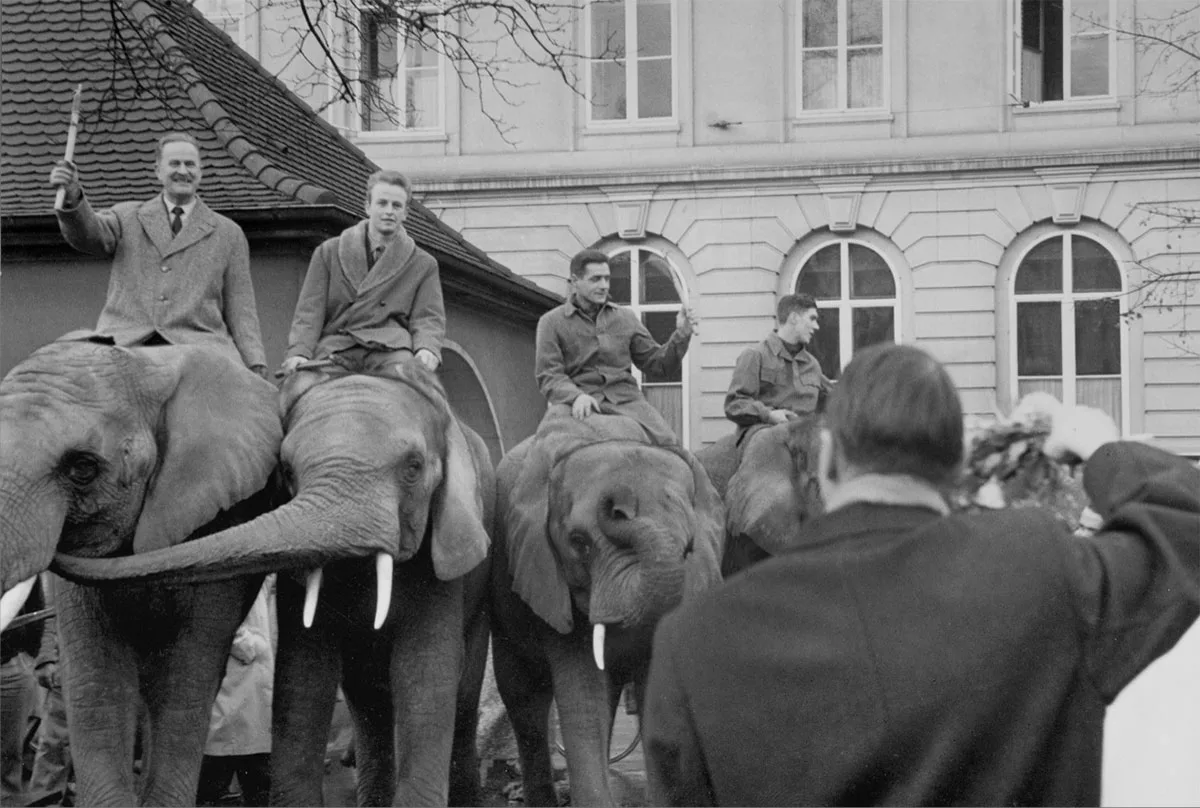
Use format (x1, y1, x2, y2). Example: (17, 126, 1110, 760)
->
(824, 473, 950, 516)
(162, 195, 198, 220)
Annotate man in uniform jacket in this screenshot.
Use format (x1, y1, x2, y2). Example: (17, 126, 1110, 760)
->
(282, 169, 443, 376)
(48, 132, 267, 376)
(724, 292, 832, 441)
(644, 343, 1200, 806)
(534, 248, 697, 445)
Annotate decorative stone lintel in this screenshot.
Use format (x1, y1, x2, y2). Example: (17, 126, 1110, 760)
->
(814, 177, 870, 233)
(601, 185, 657, 240)
(1033, 166, 1098, 225)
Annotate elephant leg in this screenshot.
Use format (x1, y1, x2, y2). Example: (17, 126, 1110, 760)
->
(270, 577, 342, 807)
(448, 590, 489, 807)
(390, 571, 465, 807)
(55, 582, 141, 807)
(138, 580, 252, 806)
(342, 633, 395, 807)
(546, 630, 615, 807)
(492, 635, 555, 808)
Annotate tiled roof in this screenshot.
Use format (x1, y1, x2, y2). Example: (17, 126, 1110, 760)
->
(0, 0, 557, 307)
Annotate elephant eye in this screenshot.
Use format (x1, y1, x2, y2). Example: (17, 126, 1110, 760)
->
(400, 453, 424, 482)
(61, 453, 102, 487)
(569, 530, 592, 558)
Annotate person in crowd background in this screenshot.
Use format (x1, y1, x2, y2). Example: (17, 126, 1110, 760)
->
(48, 132, 267, 377)
(197, 579, 274, 808)
(29, 575, 72, 807)
(644, 342, 1200, 806)
(534, 248, 697, 445)
(724, 293, 832, 442)
(1, 578, 45, 806)
(281, 170, 443, 377)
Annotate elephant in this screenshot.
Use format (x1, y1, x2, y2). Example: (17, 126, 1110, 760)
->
(0, 339, 286, 806)
(263, 363, 494, 807)
(696, 418, 825, 577)
(491, 413, 724, 807)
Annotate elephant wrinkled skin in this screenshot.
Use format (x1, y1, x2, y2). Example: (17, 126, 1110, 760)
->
(491, 414, 724, 807)
(267, 365, 493, 808)
(0, 340, 283, 806)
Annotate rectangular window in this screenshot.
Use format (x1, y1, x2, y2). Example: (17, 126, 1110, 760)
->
(588, 0, 674, 122)
(1016, 0, 1112, 103)
(799, 0, 884, 111)
(358, 8, 443, 132)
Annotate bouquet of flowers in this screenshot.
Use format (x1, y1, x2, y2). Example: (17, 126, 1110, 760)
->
(950, 393, 1095, 534)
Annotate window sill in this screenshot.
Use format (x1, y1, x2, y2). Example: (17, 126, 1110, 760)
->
(350, 130, 449, 144)
(791, 108, 894, 126)
(582, 119, 681, 136)
(1012, 97, 1121, 116)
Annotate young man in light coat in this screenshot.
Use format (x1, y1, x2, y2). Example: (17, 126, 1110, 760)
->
(281, 169, 444, 377)
(48, 132, 267, 376)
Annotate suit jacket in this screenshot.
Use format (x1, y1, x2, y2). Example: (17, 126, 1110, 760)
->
(285, 220, 445, 361)
(56, 194, 266, 369)
(644, 442, 1200, 806)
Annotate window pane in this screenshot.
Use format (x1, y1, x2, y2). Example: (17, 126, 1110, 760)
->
(644, 384, 683, 438)
(797, 244, 841, 299)
(810, 309, 841, 379)
(637, 57, 672, 118)
(608, 251, 631, 304)
(1072, 236, 1121, 292)
(803, 0, 838, 47)
(637, 0, 671, 57)
(1071, 32, 1108, 96)
(405, 71, 438, 128)
(642, 311, 682, 382)
(849, 0, 882, 45)
(639, 251, 679, 303)
(1018, 377, 1064, 401)
(848, 47, 883, 108)
(1075, 298, 1120, 375)
(1017, 301, 1063, 375)
(1077, 377, 1120, 423)
(1071, 0, 1108, 31)
(591, 60, 627, 120)
(848, 244, 894, 298)
(360, 20, 398, 131)
(852, 307, 894, 350)
(591, 0, 626, 58)
(802, 50, 837, 110)
(405, 30, 438, 68)
(1015, 238, 1063, 293)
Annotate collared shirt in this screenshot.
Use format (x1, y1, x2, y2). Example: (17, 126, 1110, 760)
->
(535, 294, 690, 406)
(162, 194, 197, 225)
(724, 332, 832, 427)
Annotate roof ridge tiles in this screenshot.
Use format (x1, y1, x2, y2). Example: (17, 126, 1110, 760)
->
(124, 0, 335, 205)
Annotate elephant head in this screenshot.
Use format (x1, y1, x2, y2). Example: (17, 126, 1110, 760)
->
(504, 415, 723, 667)
(0, 339, 282, 624)
(723, 418, 825, 564)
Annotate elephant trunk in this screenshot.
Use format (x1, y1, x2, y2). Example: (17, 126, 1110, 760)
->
(50, 479, 398, 587)
(589, 515, 685, 629)
(1, 485, 67, 596)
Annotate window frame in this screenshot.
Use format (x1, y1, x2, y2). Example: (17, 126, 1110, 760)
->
(195, 0, 248, 48)
(1009, 0, 1117, 106)
(1008, 231, 1129, 430)
(584, 0, 679, 128)
(795, 0, 889, 114)
(791, 237, 902, 375)
(603, 243, 691, 446)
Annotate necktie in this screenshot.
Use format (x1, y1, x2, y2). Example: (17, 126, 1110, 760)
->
(369, 245, 383, 269)
(170, 206, 184, 236)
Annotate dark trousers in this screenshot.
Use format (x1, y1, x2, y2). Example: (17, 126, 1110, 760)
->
(197, 754, 269, 807)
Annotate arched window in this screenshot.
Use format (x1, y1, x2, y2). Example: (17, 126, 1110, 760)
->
(607, 246, 688, 442)
(794, 240, 898, 378)
(1012, 233, 1124, 421)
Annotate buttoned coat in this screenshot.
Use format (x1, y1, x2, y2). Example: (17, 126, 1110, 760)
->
(724, 333, 831, 429)
(55, 194, 266, 369)
(285, 221, 445, 362)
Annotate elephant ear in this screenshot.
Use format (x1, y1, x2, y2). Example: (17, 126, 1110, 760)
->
(504, 439, 573, 634)
(133, 347, 283, 554)
(682, 451, 725, 598)
(430, 417, 491, 581)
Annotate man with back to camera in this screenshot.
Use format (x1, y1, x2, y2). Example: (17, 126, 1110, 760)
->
(534, 248, 698, 445)
(724, 292, 832, 441)
(281, 169, 443, 378)
(48, 132, 267, 377)
(644, 342, 1200, 806)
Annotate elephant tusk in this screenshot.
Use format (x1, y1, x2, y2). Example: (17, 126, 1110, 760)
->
(592, 623, 606, 671)
(0, 576, 37, 632)
(303, 567, 323, 628)
(374, 552, 392, 630)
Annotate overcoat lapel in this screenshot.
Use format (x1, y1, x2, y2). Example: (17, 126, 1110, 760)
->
(359, 226, 417, 294)
(136, 197, 216, 257)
